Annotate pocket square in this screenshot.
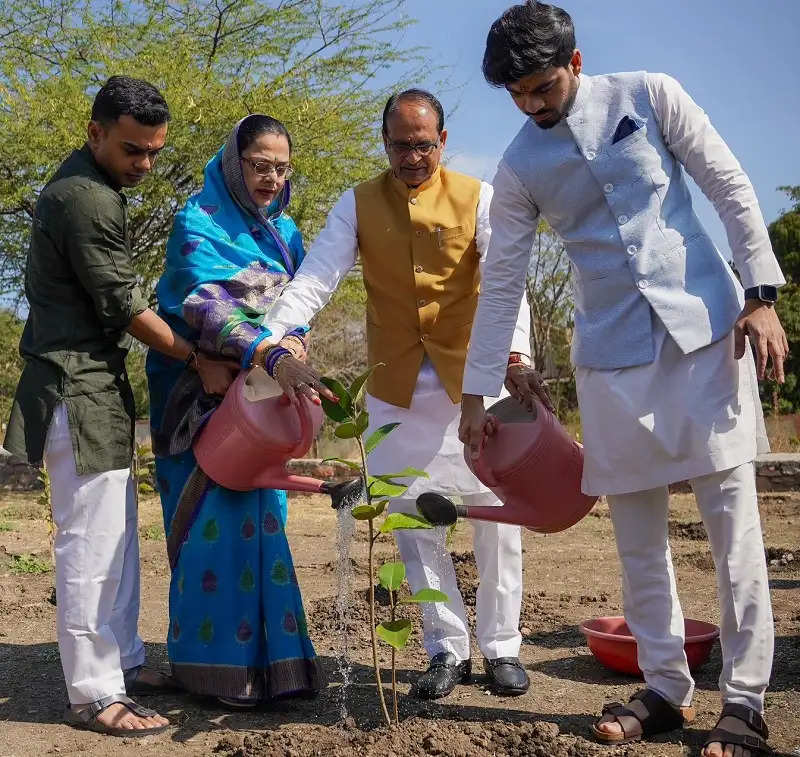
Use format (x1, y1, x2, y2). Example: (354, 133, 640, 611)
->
(612, 115, 641, 144)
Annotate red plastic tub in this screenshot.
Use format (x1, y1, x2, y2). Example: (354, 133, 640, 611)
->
(579, 616, 720, 676)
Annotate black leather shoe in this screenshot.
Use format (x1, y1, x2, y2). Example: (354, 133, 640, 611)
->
(414, 652, 471, 700)
(483, 657, 529, 696)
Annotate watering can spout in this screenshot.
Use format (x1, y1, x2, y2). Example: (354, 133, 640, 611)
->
(324, 477, 365, 510)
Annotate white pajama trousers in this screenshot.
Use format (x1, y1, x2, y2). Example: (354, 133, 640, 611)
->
(607, 462, 773, 712)
(44, 403, 145, 705)
(390, 494, 523, 662)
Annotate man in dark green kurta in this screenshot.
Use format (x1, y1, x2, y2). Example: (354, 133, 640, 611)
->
(4, 76, 235, 737)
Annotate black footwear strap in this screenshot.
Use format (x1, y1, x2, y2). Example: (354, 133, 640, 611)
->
(602, 688, 684, 738)
(702, 727, 771, 754)
(717, 702, 769, 740)
(486, 657, 523, 668)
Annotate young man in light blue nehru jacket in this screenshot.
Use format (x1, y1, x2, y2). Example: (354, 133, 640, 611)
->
(458, 3, 788, 755)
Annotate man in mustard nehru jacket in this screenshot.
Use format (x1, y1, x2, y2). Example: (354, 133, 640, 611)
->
(265, 89, 549, 699)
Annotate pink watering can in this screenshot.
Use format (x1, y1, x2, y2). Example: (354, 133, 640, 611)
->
(193, 367, 362, 508)
(416, 396, 597, 533)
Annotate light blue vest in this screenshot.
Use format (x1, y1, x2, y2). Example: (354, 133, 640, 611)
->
(503, 71, 743, 369)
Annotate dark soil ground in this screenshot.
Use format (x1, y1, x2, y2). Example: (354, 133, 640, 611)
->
(1, 490, 798, 756)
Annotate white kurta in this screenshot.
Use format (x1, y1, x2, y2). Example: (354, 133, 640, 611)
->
(267, 180, 531, 496)
(463, 73, 783, 495)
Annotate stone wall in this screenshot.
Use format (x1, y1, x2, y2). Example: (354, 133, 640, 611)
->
(3, 451, 800, 493)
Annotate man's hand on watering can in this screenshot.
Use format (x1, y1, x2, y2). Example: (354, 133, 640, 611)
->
(459, 393, 499, 460)
(504, 362, 555, 414)
(273, 354, 338, 406)
(194, 352, 241, 396)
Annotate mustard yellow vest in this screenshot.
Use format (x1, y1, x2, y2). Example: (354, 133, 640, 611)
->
(353, 166, 482, 408)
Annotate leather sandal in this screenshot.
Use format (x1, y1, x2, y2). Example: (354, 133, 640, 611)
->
(592, 688, 695, 745)
(64, 694, 169, 737)
(702, 703, 772, 756)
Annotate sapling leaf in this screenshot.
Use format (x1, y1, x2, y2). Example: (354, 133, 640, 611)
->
(401, 588, 449, 603)
(335, 422, 358, 439)
(373, 467, 429, 483)
(349, 363, 384, 405)
(354, 411, 369, 436)
(379, 512, 433, 533)
(372, 499, 388, 516)
(321, 457, 362, 471)
(368, 477, 408, 498)
(320, 377, 352, 421)
(377, 561, 406, 590)
(351, 504, 377, 520)
(364, 422, 400, 455)
(376, 619, 412, 650)
(375, 466, 430, 481)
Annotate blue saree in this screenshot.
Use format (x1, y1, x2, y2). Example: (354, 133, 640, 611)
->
(146, 119, 321, 700)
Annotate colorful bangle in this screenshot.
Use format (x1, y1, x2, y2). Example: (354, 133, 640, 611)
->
(265, 346, 291, 377)
(508, 352, 531, 367)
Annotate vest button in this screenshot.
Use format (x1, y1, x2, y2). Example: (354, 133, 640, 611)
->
(585, 150, 596, 160)
(617, 214, 629, 224)
(638, 279, 649, 289)
(627, 245, 637, 255)
(415, 230, 422, 237)
(409, 197, 418, 204)
(420, 334, 428, 341)
(414, 265, 423, 273)
(418, 298, 426, 306)
(603, 183, 614, 193)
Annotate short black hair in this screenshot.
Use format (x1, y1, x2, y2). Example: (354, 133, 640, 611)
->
(236, 114, 293, 155)
(483, 2, 575, 87)
(91, 75, 171, 126)
(382, 89, 445, 135)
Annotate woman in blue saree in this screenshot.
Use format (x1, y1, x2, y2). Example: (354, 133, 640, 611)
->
(146, 114, 322, 707)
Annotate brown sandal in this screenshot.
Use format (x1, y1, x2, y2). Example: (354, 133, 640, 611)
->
(593, 688, 695, 745)
(702, 703, 772, 755)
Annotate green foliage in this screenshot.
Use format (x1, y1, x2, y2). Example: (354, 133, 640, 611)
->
(135, 443, 156, 493)
(376, 619, 412, 650)
(765, 186, 800, 413)
(321, 367, 442, 724)
(377, 561, 405, 591)
(0, 521, 15, 532)
(364, 423, 401, 454)
(139, 524, 164, 540)
(0, 0, 429, 299)
(401, 588, 448, 603)
(9, 553, 51, 574)
(379, 512, 432, 533)
(0, 310, 24, 424)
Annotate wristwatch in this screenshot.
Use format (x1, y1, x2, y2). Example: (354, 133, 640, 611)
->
(744, 285, 778, 304)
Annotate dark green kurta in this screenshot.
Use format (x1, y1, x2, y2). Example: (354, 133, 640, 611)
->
(3, 145, 149, 475)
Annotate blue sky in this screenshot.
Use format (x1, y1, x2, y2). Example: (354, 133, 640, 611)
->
(392, 0, 800, 255)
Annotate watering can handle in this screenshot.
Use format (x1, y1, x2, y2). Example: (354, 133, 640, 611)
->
(471, 422, 500, 487)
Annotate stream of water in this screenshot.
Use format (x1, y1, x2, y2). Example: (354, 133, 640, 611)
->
(333, 502, 357, 720)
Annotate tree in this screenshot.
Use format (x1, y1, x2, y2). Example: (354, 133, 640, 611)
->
(0, 0, 427, 300)
(524, 220, 575, 411)
(764, 185, 800, 413)
(0, 310, 24, 427)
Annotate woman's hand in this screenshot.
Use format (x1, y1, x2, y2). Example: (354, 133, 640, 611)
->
(195, 353, 240, 396)
(273, 355, 338, 406)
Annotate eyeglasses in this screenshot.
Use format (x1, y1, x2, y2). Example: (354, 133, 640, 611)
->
(241, 157, 293, 178)
(386, 140, 441, 157)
